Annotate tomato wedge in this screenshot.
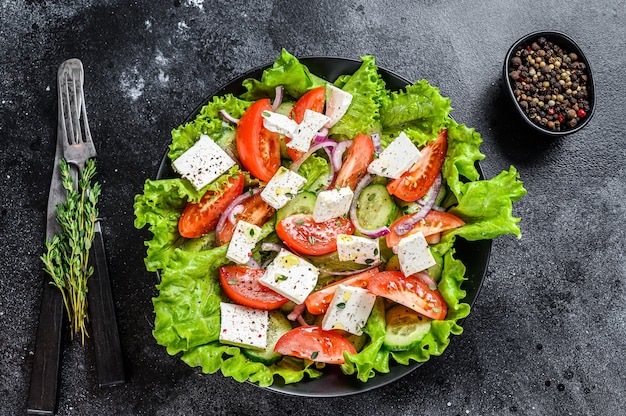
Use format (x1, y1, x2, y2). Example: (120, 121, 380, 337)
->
(385, 209, 465, 248)
(275, 214, 354, 256)
(287, 86, 326, 161)
(368, 271, 447, 320)
(274, 326, 357, 364)
(305, 269, 379, 315)
(216, 192, 275, 245)
(178, 174, 245, 238)
(218, 266, 289, 310)
(236, 99, 281, 182)
(334, 133, 375, 189)
(387, 129, 448, 201)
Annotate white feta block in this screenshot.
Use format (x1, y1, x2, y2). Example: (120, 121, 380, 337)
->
(225, 220, 263, 264)
(336, 234, 380, 265)
(260, 166, 307, 209)
(367, 131, 421, 179)
(324, 84, 353, 128)
(397, 231, 437, 276)
(288, 109, 330, 152)
(172, 134, 236, 190)
(259, 249, 319, 304)
(262, 110, 298, 137)
(321, 284, 376, 335)
(313, 187, 354, 222)
(219, 302, 268, 349)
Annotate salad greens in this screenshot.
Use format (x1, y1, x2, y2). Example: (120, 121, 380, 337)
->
(134, 49, 526, 386)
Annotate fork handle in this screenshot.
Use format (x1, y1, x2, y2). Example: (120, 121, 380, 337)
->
(87, 222, 125, 387)
(27, 283, 64, 415)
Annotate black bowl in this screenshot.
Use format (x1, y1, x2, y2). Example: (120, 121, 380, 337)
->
(156, 57, 492, 396)
(503, 31, 595, 137)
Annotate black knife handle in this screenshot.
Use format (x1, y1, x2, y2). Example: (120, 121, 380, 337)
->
(27, 283, 64, 415)
(87, 226, 125, 387)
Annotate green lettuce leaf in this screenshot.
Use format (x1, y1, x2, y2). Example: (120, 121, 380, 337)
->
(241, 49, 327, 101)
(328, 55, 387, 141)
(380, 80, 452, 147)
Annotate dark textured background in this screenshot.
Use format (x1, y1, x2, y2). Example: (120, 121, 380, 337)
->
(2, 1, 625, 415)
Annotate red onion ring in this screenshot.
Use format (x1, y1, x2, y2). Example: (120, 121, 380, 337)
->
(215, 187, 262, 240)
(219, 109, 239, 125)
(290, 140, 337, 172)
(370, 133, 382, 153)
(287, 303, 306, 321)
(261, 242, 284, 252)
(416, 271, 439, 290)
(394, 174, 442, 236)
(331, 140, 352, 172)
(272, 86, 284, 111)
(349, 174, 390, 238)
(228, 204, 244, 224)
(246, 257, 261, 269)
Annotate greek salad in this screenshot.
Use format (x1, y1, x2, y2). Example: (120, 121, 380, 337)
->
(134, 49, 526, 387)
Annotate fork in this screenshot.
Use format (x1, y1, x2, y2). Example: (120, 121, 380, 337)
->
(58, 59, 125, 387)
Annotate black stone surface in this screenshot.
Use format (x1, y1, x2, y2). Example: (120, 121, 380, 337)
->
(2, 1, 625, 415)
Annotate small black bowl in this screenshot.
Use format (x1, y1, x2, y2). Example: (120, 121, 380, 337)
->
(503, 31, 595, 137)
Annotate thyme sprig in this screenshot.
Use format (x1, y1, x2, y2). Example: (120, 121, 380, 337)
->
(41, 158, 100, 344)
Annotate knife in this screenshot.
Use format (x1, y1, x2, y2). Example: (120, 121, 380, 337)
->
(26, 96, 66, 416)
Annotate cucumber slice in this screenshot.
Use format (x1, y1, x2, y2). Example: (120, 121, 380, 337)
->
(276, 191, 317, 223)
(383, 305, 431, 351)
(356, 184, 396, 230)
(242, 310, 293, 365)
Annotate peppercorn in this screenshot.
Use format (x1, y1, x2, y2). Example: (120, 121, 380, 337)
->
(509, 36, 591, 132)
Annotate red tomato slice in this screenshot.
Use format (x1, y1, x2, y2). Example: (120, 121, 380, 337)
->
(385, 209, 465, 248)
(216, 192, 275, 245)
(334, 133, 375, 189)
(274, 326, 357, 364)
(386, 129, 448, 202)
(275, 214, 354, 256)
(218, 266, 289, 310)
(305, 269, 379, 315)
(178, 174, 245, 239)
(367, 271, 447, 320)
(236, 99, 281, 182)
(287, 86, 326, 160)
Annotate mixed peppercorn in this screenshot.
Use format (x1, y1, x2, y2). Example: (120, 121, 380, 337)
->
(508, 36, 591, 132)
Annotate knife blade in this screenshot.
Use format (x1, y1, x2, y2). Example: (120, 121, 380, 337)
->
(26, 101, 67, 416)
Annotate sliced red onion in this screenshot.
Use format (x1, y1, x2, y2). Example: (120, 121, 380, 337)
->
(215, 187, 262, 239)
(228, 204, 244, 224)
(219, 109, 239, 125)
(290, 140, 337, 172)
(261, 242, 284, 252)
(349, 174, 390, 238)
(287, 303, 306, 321)
(272, 86, 284, 111)
(370, 133, 382, 153)
(416, 271, 438, 290)
(331, 140, 352, 172)
(394, 174, 442, 236)
(246, 257, 261, 269)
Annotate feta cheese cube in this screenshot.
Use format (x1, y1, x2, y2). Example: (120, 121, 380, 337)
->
(260, 166, 307, 209)
(262, 111, 298, 137)
(172, 134, 236, 190)
(325, 84, 353, 128)
(397, 231, 437, 276)
(219, 302, 268, 349)
(321, 284, 376, 335)
(336, 234, 380, 265)
(259, 249, 319, 304)
(288, 109, 330, 152)
(313, 187, 354, 222)
(367, 131, 421, 179)
(225, 220, 263, 264)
